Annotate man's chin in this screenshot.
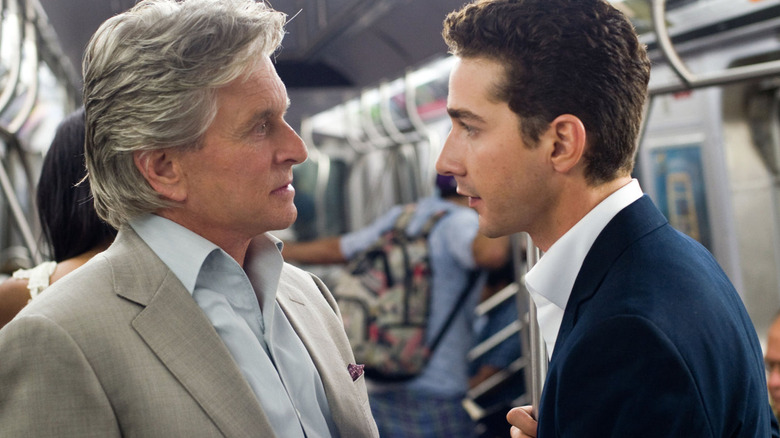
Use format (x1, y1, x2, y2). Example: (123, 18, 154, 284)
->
(478, 221, 510, 239)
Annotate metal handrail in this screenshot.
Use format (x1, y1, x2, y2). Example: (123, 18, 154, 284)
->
(379, 80, 420, 146)
(0, 0, 76, 267)
(28, 0, 79, 92)
(0, 0, 23, 117)
(343, 101, 375, 155)
(523, 239, 546, 417)
(474, 282, 520, 317)
(467, 355, 530, 403)
(8, 10, 39, 134)
(650, 60, 780, 96)
(404, 68, 433, 144)
(468, 318, 524, 362)
(649, 0, 780, 96)
(0, 2, 42, 266)
(651, 0, 694, 87)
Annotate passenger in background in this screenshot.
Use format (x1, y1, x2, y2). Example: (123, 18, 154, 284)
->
(438, 0, 778, 436)
(765, 311, 780, 420)
(0, 1, 378, 436)
(283, 174, 510, 438)
(0, 108, 115, 329)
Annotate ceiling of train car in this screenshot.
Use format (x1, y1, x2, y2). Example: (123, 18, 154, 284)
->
(36, 0, 463, 128)
(35, 0, 662, 129)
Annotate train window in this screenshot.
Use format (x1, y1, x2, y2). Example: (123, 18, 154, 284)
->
(323, 158, 349, 235)
(291, 157, 318, 241)
(291, 152, 350, 240)
(385, 78, 414, 135)
(361, 88, 390, 145)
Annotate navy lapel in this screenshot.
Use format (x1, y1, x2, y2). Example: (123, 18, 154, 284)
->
(551, 196, 668, 361)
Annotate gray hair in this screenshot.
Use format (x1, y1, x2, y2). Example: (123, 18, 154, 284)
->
(83, 0, 286, 228)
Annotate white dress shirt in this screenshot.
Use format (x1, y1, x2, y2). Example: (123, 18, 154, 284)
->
(525, 179, 643, 358)
(131, 214, 338, 438)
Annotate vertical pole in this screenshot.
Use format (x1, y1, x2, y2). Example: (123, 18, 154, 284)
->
(524, 234, 547, 417)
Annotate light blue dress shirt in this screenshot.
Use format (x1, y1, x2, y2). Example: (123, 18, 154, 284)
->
(130, 214, 338, 438)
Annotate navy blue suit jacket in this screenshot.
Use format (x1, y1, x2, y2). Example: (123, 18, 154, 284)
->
(537, 195, 778, 437)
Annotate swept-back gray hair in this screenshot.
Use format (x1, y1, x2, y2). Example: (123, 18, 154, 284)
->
(83, 0, 286, 228)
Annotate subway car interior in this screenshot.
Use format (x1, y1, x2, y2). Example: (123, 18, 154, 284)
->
(1, 0, 780, 436)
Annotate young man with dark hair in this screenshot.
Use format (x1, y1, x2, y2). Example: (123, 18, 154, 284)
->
(438, 0, 778, 436)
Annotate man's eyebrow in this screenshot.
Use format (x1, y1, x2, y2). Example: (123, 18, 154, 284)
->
(447, 107, 486, 124)
(240, 109, 273, 130)
(238, 99, 290, 131)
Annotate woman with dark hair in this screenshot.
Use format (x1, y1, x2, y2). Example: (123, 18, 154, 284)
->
(0, 108, 116, 328)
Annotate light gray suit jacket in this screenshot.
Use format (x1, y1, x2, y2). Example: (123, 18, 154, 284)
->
(0, 228, 379, 437)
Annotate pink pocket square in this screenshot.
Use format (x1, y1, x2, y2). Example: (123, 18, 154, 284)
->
(348, 363, 365, 381)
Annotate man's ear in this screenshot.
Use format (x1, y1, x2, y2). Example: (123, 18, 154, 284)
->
(133, 149, 186, 202)
(548, 114, 586, 175)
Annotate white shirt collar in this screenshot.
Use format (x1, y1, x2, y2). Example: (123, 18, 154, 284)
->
(525, 179, 643, 355)
(129, 214, 219, 294)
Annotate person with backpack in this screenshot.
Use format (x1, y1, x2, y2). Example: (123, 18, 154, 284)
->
(282, 174, 510, 438)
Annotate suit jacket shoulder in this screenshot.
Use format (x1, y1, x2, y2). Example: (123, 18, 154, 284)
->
(539, 196, 776, 437)
(0, 228, 379, 437)
(277, 262, 379, 437)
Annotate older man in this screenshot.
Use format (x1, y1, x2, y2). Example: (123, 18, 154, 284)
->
(0, 1, 378, 437)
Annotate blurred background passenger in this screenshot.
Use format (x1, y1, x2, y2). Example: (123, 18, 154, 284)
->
(283, 174, 510, 438)
(766, 311, 780, 420)
(0, 108, 115, 328)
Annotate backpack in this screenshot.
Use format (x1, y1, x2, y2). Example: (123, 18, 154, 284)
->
(333, 204, 476, 382)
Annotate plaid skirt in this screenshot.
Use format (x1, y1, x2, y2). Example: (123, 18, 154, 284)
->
(369, 389, 476, 438)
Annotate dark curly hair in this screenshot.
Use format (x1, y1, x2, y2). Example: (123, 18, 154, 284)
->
(443, 0, 651, 184)
(36, 108, 116, 262)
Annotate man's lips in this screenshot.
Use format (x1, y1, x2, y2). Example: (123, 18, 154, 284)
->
(272, 181, 294, 194)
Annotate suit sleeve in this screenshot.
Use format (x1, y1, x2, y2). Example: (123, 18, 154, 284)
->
(547, 316, 712, 437)
(0, 315, 119, 437)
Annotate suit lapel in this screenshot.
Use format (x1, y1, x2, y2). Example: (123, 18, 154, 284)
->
(552, 196, 668, 361)
(277, 272, 374, 437)
(108, 229, 276, 437)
